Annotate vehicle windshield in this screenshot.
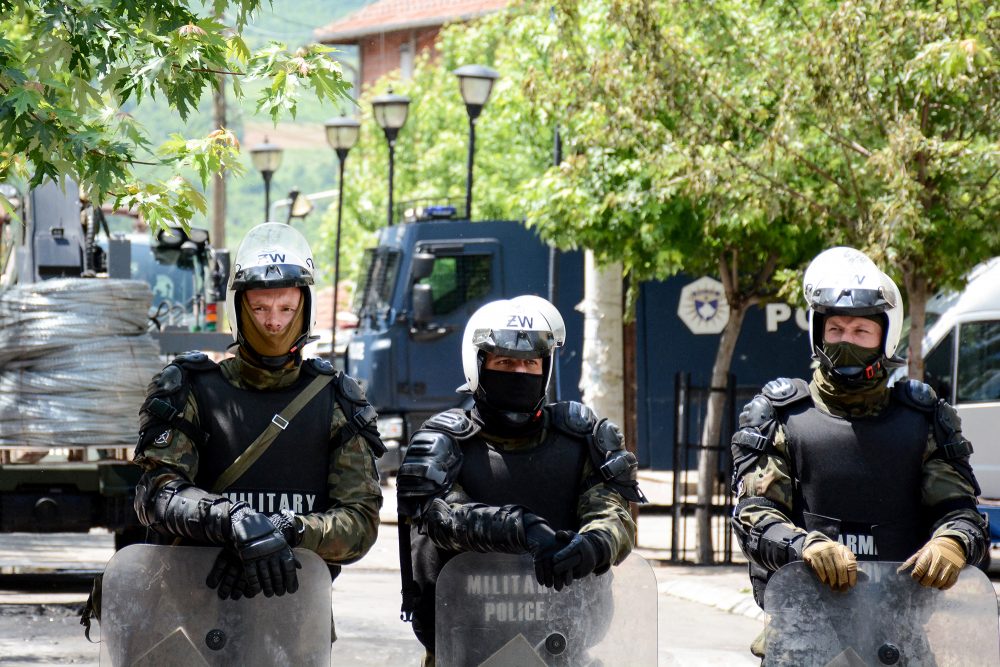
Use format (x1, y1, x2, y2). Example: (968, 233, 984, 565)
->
(129, 240, 202, 311)
(354, 248, 400, 322)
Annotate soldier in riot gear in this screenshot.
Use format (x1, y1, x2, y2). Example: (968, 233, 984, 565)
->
(132, 222, 385, 601)
(397, 295, 646, 666)
(730, 247, 989, 658)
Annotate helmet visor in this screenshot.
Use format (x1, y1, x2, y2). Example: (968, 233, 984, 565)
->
(809, 287, 894, 316)
(471, 328, 555, 359)
(231, 263, 314, 291)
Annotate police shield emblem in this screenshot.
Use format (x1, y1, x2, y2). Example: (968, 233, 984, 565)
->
(435, 552, 657, 667)
(763, 561, 999, 666)
(100, 545, 332, 666)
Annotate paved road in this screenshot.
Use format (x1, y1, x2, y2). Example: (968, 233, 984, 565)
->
(0, 526, 761, 666)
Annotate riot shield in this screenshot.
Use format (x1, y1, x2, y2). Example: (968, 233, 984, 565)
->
(764, 561, 1000, 666)
(99, 545, 332, 667)
(435, 552, 657, 667)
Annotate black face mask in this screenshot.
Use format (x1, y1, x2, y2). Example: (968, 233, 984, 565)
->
(477, 368, 546, 414)
(820, 341, 886, 386)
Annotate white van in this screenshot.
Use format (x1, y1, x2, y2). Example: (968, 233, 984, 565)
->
(896, 258, 1000, 504)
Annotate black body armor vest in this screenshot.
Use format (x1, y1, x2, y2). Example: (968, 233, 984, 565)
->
(457, 425, 587, 531)
(188, 365, 334, 515)
(784, 398, 929, 561)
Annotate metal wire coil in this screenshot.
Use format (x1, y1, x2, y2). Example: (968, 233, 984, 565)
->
(0, 279, 163, 448)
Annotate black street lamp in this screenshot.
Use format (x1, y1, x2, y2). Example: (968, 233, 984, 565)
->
(250, 136, 283, 220)
(371, 91, 410, 227)
(453, 65, 499, 221)
(324, 116, 361, 347)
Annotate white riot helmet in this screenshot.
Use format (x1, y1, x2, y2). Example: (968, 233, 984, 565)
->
(803, 247, 904, 376)
(225, 223, 317, 362)
(460, 296, 565, 410)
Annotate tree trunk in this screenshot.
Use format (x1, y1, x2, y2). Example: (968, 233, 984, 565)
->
(695, 303, 747, 564)
(211, 76, 227, 250)
(578, 251, 625, 429)
(903, 271, 928, 382)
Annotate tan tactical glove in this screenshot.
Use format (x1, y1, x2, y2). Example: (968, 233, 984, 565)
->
(802, 532, 857, 592)
(897, 536, 966, 590)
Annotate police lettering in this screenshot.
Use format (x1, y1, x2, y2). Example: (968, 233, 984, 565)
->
(225, 492, 316, 513)
(484, 600, 546, 622)
(837, 533, 878, 556)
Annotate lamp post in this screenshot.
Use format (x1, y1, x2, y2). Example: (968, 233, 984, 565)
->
(250, 137, 283, 220)
(453, 65, 499, 221)
(324, 116, 361, 350)
(371, 92, 410, 227)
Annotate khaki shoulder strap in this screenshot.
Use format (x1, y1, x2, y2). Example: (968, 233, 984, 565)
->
(211, 373, 335, 494)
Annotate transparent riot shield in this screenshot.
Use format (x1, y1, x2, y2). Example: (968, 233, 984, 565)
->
(764, 561, 1000, 666)
(99, 545, 332, 667)
(435, 552, 657, 667)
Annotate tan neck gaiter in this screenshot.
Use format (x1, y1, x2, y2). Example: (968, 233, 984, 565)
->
(239, 291, 306, 358)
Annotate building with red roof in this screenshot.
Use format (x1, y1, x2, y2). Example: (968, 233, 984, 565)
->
(316, 0, 509, 88)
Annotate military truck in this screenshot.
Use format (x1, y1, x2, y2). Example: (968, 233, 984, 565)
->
(0, 180, 229, 548)
(346, 209, 813, 474)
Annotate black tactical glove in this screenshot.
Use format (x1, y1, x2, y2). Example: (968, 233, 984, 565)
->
(523, 514, 573, 591)
(552, 531, 612, 581)
(206, 509, 302, 599)
(206, 548, 249, 600)
(207, 503, 300, 599)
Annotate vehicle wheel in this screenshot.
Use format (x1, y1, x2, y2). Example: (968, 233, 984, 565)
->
(114, 526, 147, 551)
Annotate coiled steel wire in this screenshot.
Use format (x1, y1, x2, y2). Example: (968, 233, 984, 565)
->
(0, 279, 163, 448)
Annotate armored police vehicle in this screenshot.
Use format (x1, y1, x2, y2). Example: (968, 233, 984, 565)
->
(346, 209, 813, 475)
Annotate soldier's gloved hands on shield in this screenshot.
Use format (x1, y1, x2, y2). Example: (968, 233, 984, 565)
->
(551, 530, 612, 581)
(209, 502, 300, 598)
(206, 510, 302, 600)
(897, 536, 966, 590)
(206, 549, 250, 600)
(523, 513, 573, 591)
(802, 532, 857, 592)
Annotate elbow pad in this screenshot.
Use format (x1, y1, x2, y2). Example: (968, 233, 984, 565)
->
(138, 476, 232, 544)
(397, 424, 465, 519)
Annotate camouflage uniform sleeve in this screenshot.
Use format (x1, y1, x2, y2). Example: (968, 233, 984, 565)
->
(132, 391, 201, 491)
(297, 401, 383, 564)
(732, 425, 805, 543)
(921, 432, 989, 560)
(577, 459, 637, 565)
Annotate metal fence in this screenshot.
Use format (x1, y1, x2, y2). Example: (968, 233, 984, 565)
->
(642, 372, 759, 564)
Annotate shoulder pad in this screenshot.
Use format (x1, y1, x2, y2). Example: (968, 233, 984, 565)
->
(762, 378, 810, 407)
(892, 380, 937, 412)
(549, 401, 597, 437)
(593, 419, 624, 453)
(152, 364, 185, 396)
(738, 395, 776, 429)
(170, 351, 217, 372)
(396, 429, 464, 516)
(732, 395, 778, 455)
(422, 410, 480, 441)
(337, 373, 367, 403)
(306, 357, 337, 376)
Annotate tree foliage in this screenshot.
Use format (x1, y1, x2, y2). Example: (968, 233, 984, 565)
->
(506, 0, 997, 559)
(0, 0, 352, 230)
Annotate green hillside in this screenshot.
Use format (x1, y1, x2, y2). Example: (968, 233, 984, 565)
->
(125, 0, 375, 279)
